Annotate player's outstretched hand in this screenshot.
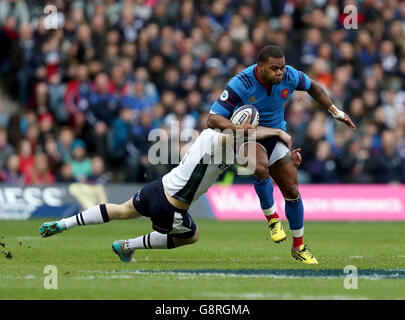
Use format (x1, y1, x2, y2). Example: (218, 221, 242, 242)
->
(328, 105, 356, 130)
(292, 148, 302, 168)
(341, 113, 356, 130)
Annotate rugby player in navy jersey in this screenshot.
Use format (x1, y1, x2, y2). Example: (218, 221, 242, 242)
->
(208, 45, 355, 264)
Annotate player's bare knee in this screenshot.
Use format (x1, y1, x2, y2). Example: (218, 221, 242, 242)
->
(178, 229, 199, 246)
(253, 160, 269, 179)
(282, 184, 299, 200)
(190, 228, 199, 243)
(118, 199, 137, 219)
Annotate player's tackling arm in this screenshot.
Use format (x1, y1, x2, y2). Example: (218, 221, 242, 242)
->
(307, 80, 356, 130)
(255, 126, 292, 149)
(217, 125, 292, 150)
(207, 112, 256, 134)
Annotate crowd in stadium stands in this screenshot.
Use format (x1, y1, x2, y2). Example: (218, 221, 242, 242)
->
(0, 0, 404, 185)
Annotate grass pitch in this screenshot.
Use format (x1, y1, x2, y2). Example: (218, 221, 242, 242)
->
(1, 218, 405, 300)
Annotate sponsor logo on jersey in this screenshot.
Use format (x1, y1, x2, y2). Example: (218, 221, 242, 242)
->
(281, 88, 289, 99)
(220, 90, 229, 101)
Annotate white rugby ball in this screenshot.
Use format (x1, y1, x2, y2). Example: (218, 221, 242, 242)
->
(230, 105, 259, 127)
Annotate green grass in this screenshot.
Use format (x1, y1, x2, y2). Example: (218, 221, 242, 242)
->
(1, 219, 405, 300)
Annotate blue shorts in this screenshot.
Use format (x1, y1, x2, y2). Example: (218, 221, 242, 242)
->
(132, 178, 197, 239)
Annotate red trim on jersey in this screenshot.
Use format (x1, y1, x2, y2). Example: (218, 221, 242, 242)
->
(254, 65, 268, 86)
(254, 66, 272, 96)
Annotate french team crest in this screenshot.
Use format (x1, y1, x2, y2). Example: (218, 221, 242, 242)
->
(281, 89, 289, 99)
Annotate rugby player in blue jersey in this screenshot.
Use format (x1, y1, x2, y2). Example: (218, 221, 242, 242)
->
(208, 45, 355, 264)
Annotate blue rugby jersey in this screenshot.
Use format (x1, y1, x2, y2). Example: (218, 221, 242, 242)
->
(210, 64, 311, 131)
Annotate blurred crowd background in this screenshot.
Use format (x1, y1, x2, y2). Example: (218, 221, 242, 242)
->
(0, 0, 404, 185)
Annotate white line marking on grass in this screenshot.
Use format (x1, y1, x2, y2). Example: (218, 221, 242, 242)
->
(201, 292, 369, 300)
(0, 275, 37, 280)
(349, 255, 363, 259)
(74, 275, 136, 280)
(76, 269, 405, 280)
(16, 236, 41, 240)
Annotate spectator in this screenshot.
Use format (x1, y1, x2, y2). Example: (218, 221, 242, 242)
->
(17, 138, 35, 182)
(117, 5, 145, 42)
(56, 162, 76, 183)
(64, 64, 92, 134)
(164, 99, 196, 132)
(48, 72, 69, 123)
(43, 134, 61, 175)
(126, 110, 155, 182)
(0, 0, 29, 26)
(57, 126, 75, 162)
(300, 118, 326, 170)
(0, 127, 15, 170)
(208, 0, 231, 34)
(121, 78, 159, 112)
(12, 22, 36, 108)
(107, 107, 133, 165)
(87, 155, 110, 185)
(38, 112, 56, 148)
(26, 153, 55, 185)
(306, 140, 339, 183)
(377, 130, 405, 183)
(70, 139, 92, 182)
(86, 72, 120, 160)
(0, 154, 23, 184)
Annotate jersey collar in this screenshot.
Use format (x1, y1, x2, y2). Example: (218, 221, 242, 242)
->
(254, 65, 272, 95)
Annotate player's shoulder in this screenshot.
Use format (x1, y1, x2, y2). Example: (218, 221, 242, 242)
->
(285, 64, 311, 77)
(283, 65, 305, 85)
(284, 65, 312, 90)
(283, 65, 300, 81)
(228, 64, 256, 93)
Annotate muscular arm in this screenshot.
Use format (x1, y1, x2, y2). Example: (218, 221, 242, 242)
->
(255, 126, 282, 140)
(307, 80, 356, 130)
(307, 80, 333, 109)
(217, 126, 292, 150)
(207, 113, 238, 132)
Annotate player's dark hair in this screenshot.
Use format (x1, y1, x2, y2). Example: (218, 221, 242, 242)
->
(257, 45, 285, 63)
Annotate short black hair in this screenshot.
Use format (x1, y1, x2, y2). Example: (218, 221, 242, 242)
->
(257, 45, 285, 63)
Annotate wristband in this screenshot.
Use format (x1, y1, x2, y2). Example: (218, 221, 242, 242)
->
(328, 105, 346, 120)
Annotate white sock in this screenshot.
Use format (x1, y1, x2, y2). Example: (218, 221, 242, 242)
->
(127, 232, 171, 250)
(62, 204, 110, 230)
(291, 228, 304, 238)
(263, 204, 276, 216)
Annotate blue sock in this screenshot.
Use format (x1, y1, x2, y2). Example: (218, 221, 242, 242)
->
(285, 196, 304, 233)
(253, 177, 275, 212)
